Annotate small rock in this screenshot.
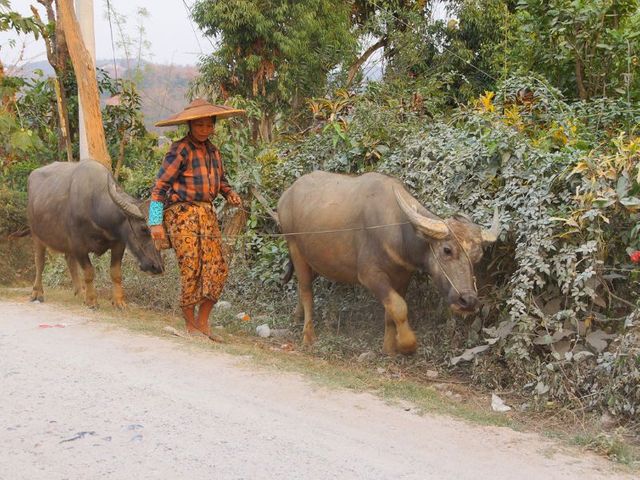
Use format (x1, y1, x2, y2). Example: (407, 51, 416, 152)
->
(376, 367, 386, 374)
(491, 393, 512, 413)
(163, 326, 187, 338)
(215, 301, 231, 310)
(256, 324, 271, 338)
(426, 369, 439, 379)
(357, 351, 376, 363)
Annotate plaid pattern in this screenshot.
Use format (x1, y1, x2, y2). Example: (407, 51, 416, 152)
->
(151, 134, 232, 204)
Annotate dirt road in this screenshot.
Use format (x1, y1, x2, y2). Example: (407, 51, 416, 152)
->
(0, 299, 633, 480)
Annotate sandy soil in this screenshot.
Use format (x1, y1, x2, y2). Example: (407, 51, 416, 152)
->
(0, 299, 634, 480)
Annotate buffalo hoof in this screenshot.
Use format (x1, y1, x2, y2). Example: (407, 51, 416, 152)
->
(30, 293, 44, 303)
(302, 332, 316, 347)
(382, 344, 398, 356)
(84, 299, 98, 309)
(396, 334, 417, 355)
(112, 299, 127, 309)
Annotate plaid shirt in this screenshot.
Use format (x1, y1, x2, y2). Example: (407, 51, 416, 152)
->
(151, 134, 233, 205)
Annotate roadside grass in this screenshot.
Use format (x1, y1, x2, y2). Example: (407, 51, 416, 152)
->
(1, 284, 638, 470)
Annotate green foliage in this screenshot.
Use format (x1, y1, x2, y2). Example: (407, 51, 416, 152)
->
(512, 0, 640, 100)
(0, 1, 40, 38)
(0, 186, 27, 235)
(191, 0, 356, 118)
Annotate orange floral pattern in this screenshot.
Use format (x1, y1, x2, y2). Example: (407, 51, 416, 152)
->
(164, 202, 228, 307)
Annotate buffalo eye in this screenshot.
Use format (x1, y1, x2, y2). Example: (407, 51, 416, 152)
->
(443, 246, 453, 256)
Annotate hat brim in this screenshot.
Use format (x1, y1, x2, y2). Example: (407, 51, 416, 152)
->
(155, 105, 246, 127)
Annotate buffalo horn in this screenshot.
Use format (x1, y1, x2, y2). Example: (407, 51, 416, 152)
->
(393, 188, 449, 240)
(108, 178, 145, 220)
(481, 207, 501, 243)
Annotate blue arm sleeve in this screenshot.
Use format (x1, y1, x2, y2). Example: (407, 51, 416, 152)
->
(148, 200, 164, 226)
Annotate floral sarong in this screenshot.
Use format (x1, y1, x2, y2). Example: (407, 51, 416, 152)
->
(164, 202, 228, 307)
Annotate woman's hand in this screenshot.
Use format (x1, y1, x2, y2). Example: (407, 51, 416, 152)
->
(226, 191, 242, 207)
(150, 225, 168, 250)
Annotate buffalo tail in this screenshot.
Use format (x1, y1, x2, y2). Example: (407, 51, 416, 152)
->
(281, 259, 294, 285)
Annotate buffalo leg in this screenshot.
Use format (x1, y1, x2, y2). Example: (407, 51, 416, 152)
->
(76, 254, 97, 308)
(30, 238, 46, 302)
(293, 301, 304, 324)
(65, 253, 84, 297)
(360, 271, 416, 355)
(292, 270, 317, 324)
(289, 243, 315, 346)
(381, 279, 410, 355)
(110, 243, 126, 308)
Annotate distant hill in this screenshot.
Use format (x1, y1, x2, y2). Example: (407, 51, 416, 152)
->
(14, 59, 199, 132)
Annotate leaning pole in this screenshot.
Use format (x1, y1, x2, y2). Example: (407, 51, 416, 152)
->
(57, 0, 111, 169)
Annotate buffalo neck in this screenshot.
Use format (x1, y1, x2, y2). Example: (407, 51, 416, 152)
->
(400, 222, 431, 271)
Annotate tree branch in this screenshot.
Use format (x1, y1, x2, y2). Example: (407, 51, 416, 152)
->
(346, 37, 387, 89)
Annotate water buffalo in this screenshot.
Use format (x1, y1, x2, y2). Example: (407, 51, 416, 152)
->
(277, 171, 499, 355)
(27, 159, 163, 308)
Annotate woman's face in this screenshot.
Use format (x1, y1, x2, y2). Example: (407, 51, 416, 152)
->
(189, 117, 215, 142)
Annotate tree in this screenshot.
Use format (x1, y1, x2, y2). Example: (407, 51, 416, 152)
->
(191, 0, 356, 141)
(512, 0, 640, 100)
(347, 1, 434, 85)
(57, 0, 111, 168)
(0, 1, 44, 168)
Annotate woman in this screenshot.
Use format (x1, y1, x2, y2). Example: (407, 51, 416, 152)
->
(148, 99, 244, 337)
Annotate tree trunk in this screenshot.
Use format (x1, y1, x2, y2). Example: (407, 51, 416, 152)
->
(221, 199, 249, 261)
(346, 37, 387, 89)
(32, 1, 74, 161)
(57, 0, 111, 169)
(575, 55, 588, 100)
(52, 76, 74, 161)
(258, 113, 274, 143)
(113, 130, 127, 181)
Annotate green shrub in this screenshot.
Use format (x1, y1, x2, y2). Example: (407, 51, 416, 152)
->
(0, 187, 27, 236)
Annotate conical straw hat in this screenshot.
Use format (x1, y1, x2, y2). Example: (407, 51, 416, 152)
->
(155, 98, 245, 127)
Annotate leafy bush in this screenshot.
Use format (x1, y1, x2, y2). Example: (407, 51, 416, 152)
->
(0, 187, 27, 235)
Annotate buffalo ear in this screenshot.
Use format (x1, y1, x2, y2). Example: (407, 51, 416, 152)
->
(393, 187, 449, 240)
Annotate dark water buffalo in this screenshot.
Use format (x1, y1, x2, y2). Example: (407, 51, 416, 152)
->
(277, 171, 499, 355)
(27, 159, 163, 308)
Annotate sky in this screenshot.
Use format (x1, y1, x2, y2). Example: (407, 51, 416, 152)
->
(1, 0, 212, 69)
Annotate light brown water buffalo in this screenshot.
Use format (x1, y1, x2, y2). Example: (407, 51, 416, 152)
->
(27, 159, 164, 308)
(277, 171, 499, 355)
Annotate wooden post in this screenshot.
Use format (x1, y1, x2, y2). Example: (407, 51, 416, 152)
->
(57, 0, 111, 169)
